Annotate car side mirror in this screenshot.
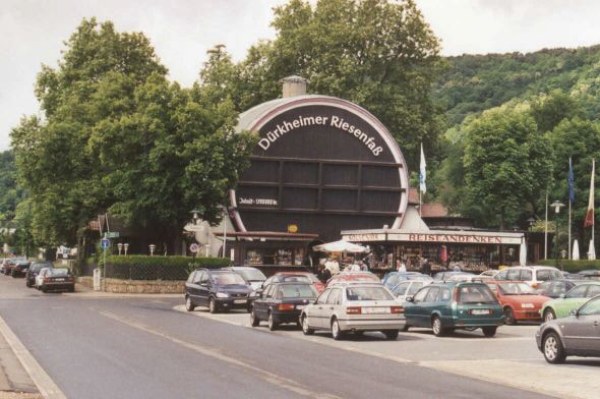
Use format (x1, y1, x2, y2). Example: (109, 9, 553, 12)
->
(406, 296, 414, 303)
(570, 308, 578, 317)
(255, 288, 264, 296)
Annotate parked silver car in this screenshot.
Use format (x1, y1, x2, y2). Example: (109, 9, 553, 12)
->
(299, 282, 405, 340)
(536, 294, 600, 363)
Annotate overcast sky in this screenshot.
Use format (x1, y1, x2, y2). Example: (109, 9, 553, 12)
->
(3, 0, 600, 151)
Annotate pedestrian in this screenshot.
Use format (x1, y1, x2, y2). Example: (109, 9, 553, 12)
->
(421, 258, 431, 276)
(396, 259, 407, 272)
(318, 264, 331, 283)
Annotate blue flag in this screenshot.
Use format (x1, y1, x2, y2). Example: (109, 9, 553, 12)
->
(568, 157, 575, 203)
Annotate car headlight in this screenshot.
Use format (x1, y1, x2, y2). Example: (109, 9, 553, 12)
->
(216, 292, 229, 298)
(521, 303, 534, 309)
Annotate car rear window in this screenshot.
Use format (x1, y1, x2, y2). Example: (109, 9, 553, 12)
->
(51, 269, 71, 277)
(238, 269, 266, 282)
(536, 269, 562, 281)
(457, 285, 497, 304)
(346, 286, 394, 301)
(277, 284, 316, 298)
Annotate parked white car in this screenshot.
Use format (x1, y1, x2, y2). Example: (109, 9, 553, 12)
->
(494, 266, 562, 288)
(391, 279, 433, 304)
(35, 267, 53, 289)
(299, 282, 405, 340)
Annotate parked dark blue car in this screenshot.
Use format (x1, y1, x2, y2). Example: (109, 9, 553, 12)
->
(185, 269, 252, 313)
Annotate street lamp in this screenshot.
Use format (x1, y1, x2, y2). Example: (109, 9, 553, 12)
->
(527, 217, 536, 231)
(551, 200, 565, 269)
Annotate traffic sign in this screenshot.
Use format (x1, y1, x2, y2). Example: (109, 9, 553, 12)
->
(189, 243, 200, 253)
(105, 232, 120, 239)
(101, 238, 110, 249)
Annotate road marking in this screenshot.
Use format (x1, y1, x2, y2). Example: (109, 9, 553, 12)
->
(99, 310, 342, 399)
(0, 315, 66, 399)
(175, 306, 599, 399)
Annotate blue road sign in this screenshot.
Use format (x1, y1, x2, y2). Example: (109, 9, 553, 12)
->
(101, 238, 110, 250)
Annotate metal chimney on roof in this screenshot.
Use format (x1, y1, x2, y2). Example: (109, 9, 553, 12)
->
(282, 76, 307, 98)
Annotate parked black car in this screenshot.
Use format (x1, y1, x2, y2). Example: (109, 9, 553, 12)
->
(184, 269, 252, 313)
(10, 259, 31, 277)
(25, 261, 54, 287)
(38, 268, 75, 293)
(250, 282, 318, 330)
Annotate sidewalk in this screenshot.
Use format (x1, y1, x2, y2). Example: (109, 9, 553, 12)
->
(0, 331, 41, 399)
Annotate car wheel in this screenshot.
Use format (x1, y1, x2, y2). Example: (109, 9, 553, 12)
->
(384, 330, 399, 340)
(482, 326, 497, 337)
(268, 312, 278, 331)
(543, 331, 566, 364)
(41, 286, 47, 293)
(432, 316, 445, 337)
(504, 307, 516, 325)
(544, 309, 556, 322)
(208, 298, 217, 313)
(401, 323, 410, 332)
(185, 296, 195, 312)
(26, 280, 32, 288)
(301, 315, 314, 335)
(331, 318, 344, 340)
(250, 308, 260, 327)
(10, 270, 17, 278)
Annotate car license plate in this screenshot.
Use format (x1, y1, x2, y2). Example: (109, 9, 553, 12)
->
(55, 278, 65, 282)
(233, 299, 247, 304)
(363, 307, 389, 314)
(471, 309, 490, 315)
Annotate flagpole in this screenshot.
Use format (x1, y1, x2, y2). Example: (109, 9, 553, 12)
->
(568, 198, 572, 259)
(593, 159, 596, 248)
(544, 190, 548, 260)
(568, 157, 572, 260)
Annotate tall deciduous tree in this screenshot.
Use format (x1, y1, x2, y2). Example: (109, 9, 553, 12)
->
(11, 19, 255, 253)
(204, 0, 444, 170)
(462, 107, 554, 229)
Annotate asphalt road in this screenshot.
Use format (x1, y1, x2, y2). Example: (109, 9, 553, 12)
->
(0, 276, 588, 399)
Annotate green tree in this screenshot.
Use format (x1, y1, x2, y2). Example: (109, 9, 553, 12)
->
(209, 0, 444, 170)
(462, 107, 554, 229)
(11, 19, 256, 254)
(549, 118, 600, 240)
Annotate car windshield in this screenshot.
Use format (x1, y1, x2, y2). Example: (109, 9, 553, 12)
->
(346, 286, 394, 301)
(238, 269, 266, 282)
(497, 282, 535, 294)
(278, 284, 316, 298)
(457, 285, 497, 304)
(213, 273, 246, 285)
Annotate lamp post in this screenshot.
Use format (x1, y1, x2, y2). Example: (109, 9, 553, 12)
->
(551, 200, 565, 269)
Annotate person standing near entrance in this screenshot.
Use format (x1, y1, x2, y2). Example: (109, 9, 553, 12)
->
(421, 258, 431, 276)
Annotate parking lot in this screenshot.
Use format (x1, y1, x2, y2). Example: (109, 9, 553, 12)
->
(177, 305, 600, 399)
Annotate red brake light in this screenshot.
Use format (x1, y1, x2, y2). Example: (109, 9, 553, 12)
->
(346, 306, 362, 314)
(277, 303, 295, 311)
(391, 306, 404, 314)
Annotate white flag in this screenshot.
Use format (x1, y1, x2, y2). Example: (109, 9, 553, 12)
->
(419, 143, 426, 193)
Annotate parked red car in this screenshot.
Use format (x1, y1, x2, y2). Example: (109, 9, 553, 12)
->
(326, 271, 380, 287)
(486, 281, 550, 324)
(262, 271, 325, 294)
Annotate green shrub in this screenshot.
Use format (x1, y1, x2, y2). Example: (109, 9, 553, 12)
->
(103, 255, 230, 281)
(536, 259, 600, 273)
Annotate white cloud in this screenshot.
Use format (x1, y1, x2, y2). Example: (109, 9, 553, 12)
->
(2, 0, 600, 151)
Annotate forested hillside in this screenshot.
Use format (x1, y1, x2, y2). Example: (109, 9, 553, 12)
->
(434, 45, 600, 127)
(432, 44, 600, 241)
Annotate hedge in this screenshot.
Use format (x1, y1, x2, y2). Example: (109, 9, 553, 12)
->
(536, 259, 600, 273)
(100, 255, 231, 281)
